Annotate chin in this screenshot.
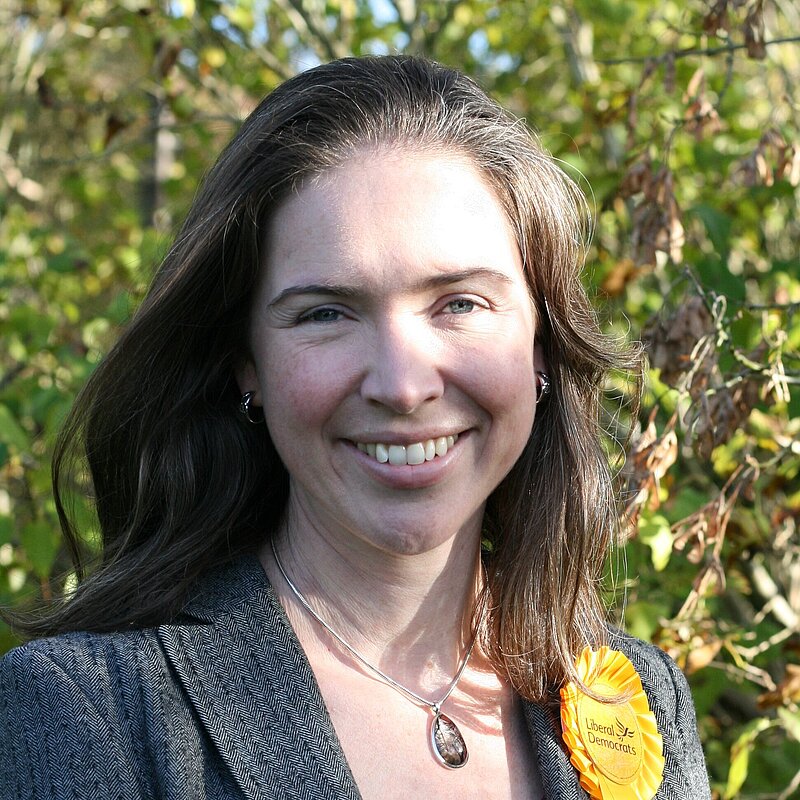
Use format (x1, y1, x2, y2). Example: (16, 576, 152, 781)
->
(363, 523, 475, 558)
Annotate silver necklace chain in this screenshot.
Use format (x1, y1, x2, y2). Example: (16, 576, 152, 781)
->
(270, 537, 481, 716)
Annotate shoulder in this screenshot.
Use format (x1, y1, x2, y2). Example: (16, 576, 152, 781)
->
(608, 631, 712, 799)
(0, 630, 163, 799)
(1, 627, 163, 711)
(609, 631, 692, 710)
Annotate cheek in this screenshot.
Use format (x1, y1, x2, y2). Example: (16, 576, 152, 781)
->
(257, 346, 355, 434)
(494, 372, 537, 474)
(495, 363, 537, 436)
(450, 352, 535, 479)
(464, 328, 537, 410)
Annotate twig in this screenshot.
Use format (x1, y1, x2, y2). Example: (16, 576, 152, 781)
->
(0, 361, 26, 392)
(386, 0, 415, 37)
(423, 0, 461, 53)
(208, 15, 295, 82)
(734, 625, 795, 660)
(733, 301, 800, 312)
(598, 35, 800, 66)
(277, 0, 346, 61)
(747, 557, 799, 630)
(778, 768, 800, 800)
(709, 656, 776, 690)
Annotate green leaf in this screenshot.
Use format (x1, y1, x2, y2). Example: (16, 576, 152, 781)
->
(0, 404, 29, 451)
(623, 600, 670, 642)
(777, 707, 800, 743)
(638, 512, 674, 572)
(725, 717, 772, 799)
(20, 520, 60, 579)
(0, 515, 11, 546)
(691, 204, 732, 257)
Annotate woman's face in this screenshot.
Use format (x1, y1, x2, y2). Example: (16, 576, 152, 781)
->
(241, 149, 542, 556)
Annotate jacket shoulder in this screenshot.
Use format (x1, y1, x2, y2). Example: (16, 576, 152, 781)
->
(0, 630, 161, 799)
(610, 632, 685, 704)
(609, 631, 712, 799)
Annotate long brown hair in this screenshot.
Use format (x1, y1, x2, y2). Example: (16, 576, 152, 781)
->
(10, 55, 640, 700)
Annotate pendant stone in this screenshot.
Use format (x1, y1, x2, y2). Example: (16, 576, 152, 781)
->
(430, 712, 469, 768)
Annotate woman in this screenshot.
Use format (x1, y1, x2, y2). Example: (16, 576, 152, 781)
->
(0, 56, 710, 799)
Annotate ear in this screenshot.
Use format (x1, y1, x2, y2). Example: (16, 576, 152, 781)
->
(235, 360, 262, 406)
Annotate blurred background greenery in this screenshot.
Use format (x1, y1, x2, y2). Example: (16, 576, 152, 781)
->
(1, 0, 798, 796)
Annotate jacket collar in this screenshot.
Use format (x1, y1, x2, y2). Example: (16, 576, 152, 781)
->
(160, 555, 583, 799)
(160, 556, 361, 800)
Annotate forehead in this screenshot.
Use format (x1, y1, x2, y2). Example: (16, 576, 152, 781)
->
(260, 148, 524, 295)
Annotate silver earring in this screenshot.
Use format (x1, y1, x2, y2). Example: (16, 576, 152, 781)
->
(536, 371, 550, 404)
(239, 391, 263, 424)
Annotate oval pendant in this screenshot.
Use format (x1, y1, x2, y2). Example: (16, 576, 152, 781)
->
(430, 712, 469, 769)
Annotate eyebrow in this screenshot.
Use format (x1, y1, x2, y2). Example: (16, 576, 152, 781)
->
(266, 267, 516, 309)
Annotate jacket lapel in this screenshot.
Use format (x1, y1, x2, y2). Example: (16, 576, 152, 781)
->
(158, 556, 361, 800)
(523, 698, 587, 800)
(160, 555, 588, 800)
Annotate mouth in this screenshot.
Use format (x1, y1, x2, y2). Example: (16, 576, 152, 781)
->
(354, 434, 460, 466)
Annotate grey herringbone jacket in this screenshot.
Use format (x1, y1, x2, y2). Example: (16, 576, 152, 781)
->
(0, 557, 711, 799)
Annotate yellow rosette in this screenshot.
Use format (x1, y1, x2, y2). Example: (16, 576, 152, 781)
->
(560, 646, 665, 800)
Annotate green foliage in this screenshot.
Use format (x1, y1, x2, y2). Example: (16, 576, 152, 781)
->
(1, 1, 799, 795)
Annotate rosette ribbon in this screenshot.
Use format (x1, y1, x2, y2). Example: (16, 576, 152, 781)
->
(561, 646, 665, 800)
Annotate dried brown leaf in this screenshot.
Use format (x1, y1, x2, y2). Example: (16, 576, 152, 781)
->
(686, 637, 723, 674)
(663, 52, 676, 94)
(103, 114, 128, 148)
(600, 258, 638, 297)
(684, 98, 723, 141)
(36, 77, 56, 109)
(684, 67, 706, 103)
(626, 421, 679, 513)
(644, 296, 714, 386)
(155, 40, 181, 78)
(689, 379, 760, 458)
(758, 664, 800, 709)
(732, 130, 791, 187)
(678, 558, 727, 618)
(778, 143, 800, 186)
(761, 129, 787, 151)
(619, 157, 653, 198)
(744, 0, 767, 59)
(629, 168, 685, 266)
(703, 0, 730, 34)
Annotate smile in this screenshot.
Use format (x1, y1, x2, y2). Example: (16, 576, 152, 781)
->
(355, 435, 459, 465)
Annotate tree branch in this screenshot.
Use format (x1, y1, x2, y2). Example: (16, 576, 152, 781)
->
(276, 0, 347, 62)
(423, 0, 460, 53)
(598, 35, 800, 66)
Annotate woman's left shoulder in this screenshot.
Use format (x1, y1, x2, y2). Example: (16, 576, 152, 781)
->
(609, 631, 691, 707)
(608, 630, 712, 799)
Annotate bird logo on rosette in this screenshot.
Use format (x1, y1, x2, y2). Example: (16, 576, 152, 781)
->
(616, 718, 635, 741)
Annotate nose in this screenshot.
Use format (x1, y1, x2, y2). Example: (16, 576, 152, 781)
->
(360, 316, 445, 414)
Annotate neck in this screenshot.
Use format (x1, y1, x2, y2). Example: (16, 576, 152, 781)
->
(260, 500, 485, 687)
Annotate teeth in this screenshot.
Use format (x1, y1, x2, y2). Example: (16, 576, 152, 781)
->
(406, 443, 426, 465)
(388, 445, 406, 466)
(355, 434, 459, 465)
